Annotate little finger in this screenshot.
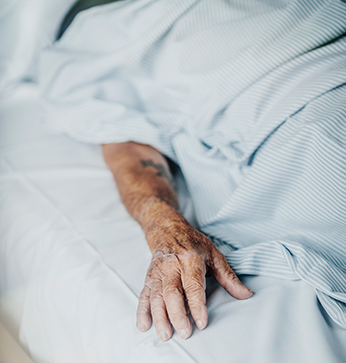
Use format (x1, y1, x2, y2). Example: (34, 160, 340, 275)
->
(137, 285, 152, 332)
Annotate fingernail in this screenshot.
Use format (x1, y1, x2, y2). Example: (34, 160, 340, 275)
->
(196, 320, 205, 330)
(137, 323, 147, 332)
(158, 331, 170, 342)
(178, 329, 189, 340)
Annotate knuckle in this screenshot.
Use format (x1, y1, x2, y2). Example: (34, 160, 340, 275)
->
(180, 250, 201, 262)
(150, 289, 163, 303)
(212, 249, 227, 264)
(188, 301, 205, 314)
(168, 311, 186, 323)
(225, 268, 238, 281)
(212, 255, 229, 272)
(186, 294, 205, 309)
(137, 304, 150, 315)
(184, 282, 206, 301)
(163, 285, 183, 299)
(138, 295, 148, 305)
(183, 268, 206, 290)
(151, 309, 167, 323)
(150, 300, 164, 314)
(184, 278, 205, 293)
(139, 286, 150, 297)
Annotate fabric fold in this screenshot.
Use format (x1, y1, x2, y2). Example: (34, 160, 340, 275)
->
(39, 0, 346, 327)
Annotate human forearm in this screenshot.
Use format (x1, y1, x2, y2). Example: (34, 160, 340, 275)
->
(103, 142, 253, 342)
(102, 142, 183, 243)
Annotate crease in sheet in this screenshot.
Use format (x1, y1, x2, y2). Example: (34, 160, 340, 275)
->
(1, 158, 140, 301)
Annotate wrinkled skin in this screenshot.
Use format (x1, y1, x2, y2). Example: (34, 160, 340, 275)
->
(138, 215, 253, 341)
(103, 142, 253, 341)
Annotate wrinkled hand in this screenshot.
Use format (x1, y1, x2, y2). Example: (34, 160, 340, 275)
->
(136, 218, 253, 341)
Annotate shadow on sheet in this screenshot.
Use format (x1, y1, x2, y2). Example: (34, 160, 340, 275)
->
(1, 84, 346, 363)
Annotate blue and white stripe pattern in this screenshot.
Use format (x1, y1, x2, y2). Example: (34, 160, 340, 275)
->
(39, 0, 346, 327)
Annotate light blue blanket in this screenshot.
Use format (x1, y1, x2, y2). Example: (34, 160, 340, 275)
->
(39, 0, 346, 328)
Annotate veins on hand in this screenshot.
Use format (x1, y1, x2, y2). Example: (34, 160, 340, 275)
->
(140, 159, 176, 190)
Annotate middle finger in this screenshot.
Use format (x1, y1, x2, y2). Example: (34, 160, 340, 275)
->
(163, 271, 192, 340)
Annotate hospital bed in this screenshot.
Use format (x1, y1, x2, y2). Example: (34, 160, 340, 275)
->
(1, 1, 346, 362)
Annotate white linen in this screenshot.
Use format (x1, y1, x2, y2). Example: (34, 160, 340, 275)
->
(0, 0, 75, 95)
(1, 84, 346, 363)
(39, 0, 346, 328)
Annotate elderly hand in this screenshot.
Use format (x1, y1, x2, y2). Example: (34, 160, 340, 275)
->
(136, 213, 253, 342)
(102, 142, 253, 342)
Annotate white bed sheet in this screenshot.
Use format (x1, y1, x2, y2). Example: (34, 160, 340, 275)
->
(1, 83, 346, 363)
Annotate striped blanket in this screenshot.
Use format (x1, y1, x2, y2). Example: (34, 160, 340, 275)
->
(39, 0, 346, 327)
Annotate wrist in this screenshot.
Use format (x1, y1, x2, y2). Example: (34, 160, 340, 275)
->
(140, 198, 188, 252)
(140, 197, 180, 231)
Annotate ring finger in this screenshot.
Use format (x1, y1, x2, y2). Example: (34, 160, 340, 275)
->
(150, 278, 173, 341)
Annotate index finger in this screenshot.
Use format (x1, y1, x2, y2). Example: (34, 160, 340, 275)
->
(212, 249, 253, 300)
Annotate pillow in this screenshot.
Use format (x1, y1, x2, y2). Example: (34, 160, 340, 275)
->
(0, 0, 75, 96)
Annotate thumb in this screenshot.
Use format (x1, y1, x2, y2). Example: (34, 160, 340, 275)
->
(211, 251, 253, 300)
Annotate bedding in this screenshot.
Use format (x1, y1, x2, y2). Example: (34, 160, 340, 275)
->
(40, 0, 346, 329)
(1, 83, 346, 363)
(0, 0, 75, 96)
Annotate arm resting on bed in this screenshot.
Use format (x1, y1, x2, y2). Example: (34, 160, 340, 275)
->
(102, 142, 253, 341)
